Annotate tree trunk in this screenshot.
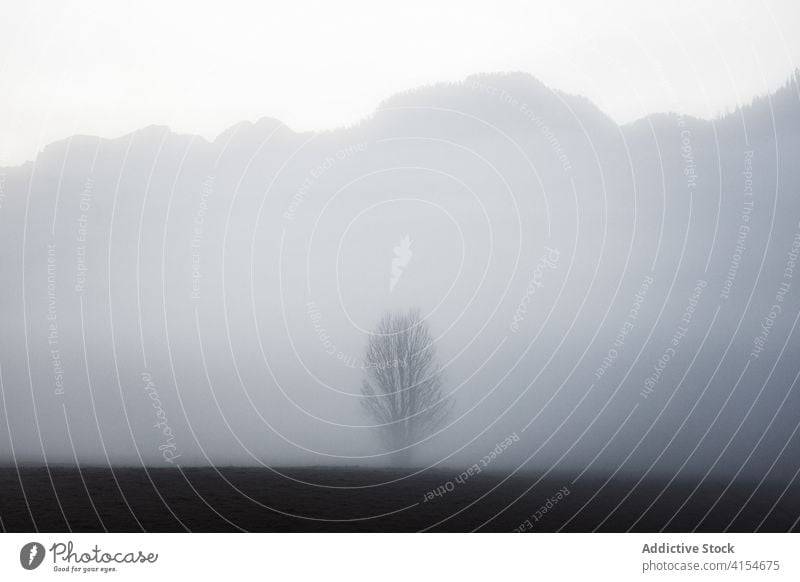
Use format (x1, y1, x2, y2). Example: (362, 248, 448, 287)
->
(388, 447, 413, 467)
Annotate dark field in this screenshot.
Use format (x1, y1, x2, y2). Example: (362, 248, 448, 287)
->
(0, 467, 797, 532)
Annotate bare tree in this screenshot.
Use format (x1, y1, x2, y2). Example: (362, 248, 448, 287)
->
(361, 309, 452, 466)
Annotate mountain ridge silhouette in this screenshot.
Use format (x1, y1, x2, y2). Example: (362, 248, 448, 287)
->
(6, 69, 798, 171)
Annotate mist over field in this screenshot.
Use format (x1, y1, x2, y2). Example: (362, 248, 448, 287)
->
(1, 69, 799, 500)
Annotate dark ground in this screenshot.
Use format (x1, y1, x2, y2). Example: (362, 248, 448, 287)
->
(0, 466, 796, 532)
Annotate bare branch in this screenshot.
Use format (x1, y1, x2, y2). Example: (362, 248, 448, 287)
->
(360, 309, 452, 463)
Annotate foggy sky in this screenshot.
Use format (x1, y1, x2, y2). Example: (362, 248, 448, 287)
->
(1, 0, 800, 165)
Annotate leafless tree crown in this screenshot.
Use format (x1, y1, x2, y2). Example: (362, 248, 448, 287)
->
(361, 309, 452, 453)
